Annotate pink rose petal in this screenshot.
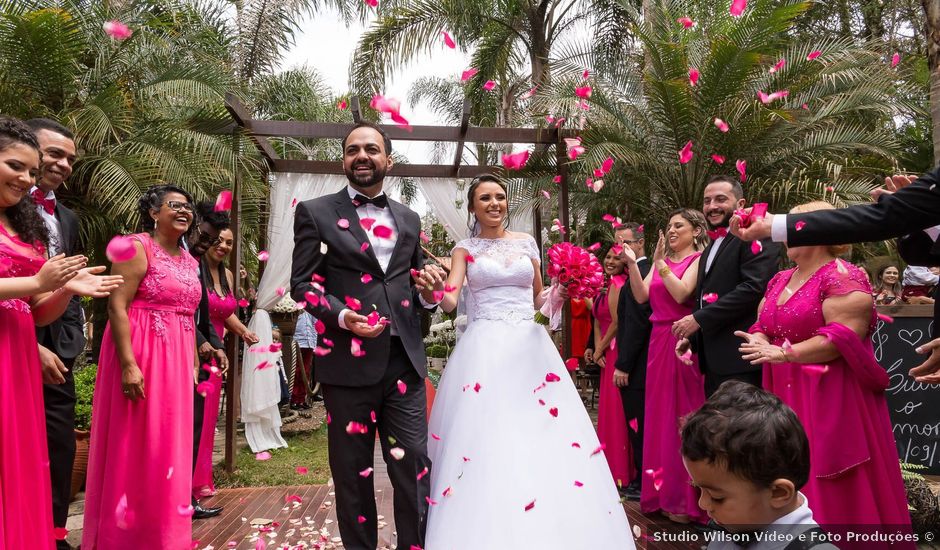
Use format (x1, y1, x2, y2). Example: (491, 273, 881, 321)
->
(359, 217, 376, 231)
(735, 159, 747, 182)
(629, 418, 639, 432)
(337, 218, 350, 229)
(730, 0, 747, 16)
(678, 140, 694, 164)
(565, 358, 579, 370)
(524, 500, 536, 511)
(501, 150, 530, 170)
(877, 312, 894, 324)
(574, 480, 584, 487)
(103, 20, 133, 40)
(703, 292, 718, 303)
(417, 466, 429, 480)
(891, 53, 900, 68)
(178, 504, 195, 517)
(545, 372, 561, 382)
(688, 67, 699, 86)
(575, 86, 592, 99)
(359, 467, 374, 477)
(806, 50, 822, 61)
(769, 59, 786, 74)
(106, 235, 137, 263)
(361, 242, 370, 252)
(751, 240, 763, 254)
(295, 466, 309, 475)
(590, 444, 606, 457)
(346, 421, 369, 434)
(794, 220, 806, 231)
(214, 190, 232, 212)
(361, 274, 373, 284)
(358, 514, 367, 523)
(255, 451, 272, 461)
(337, 100, 348, 110)
(373, 225, 393, 239)
(714, 118, 729, 132)
(442, 31, 456, 49)
(482, 80, 496, 91)
(257, 250, 269, 262)
(460, 68, 479, 81)
(711, 154, 726, 164)
(397, 379, 407, 395)
(549, 407, 559, 417)
(677, 17, 695, 28)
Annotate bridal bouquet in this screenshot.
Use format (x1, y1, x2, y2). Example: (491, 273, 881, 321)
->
(545, 242, 605, 299)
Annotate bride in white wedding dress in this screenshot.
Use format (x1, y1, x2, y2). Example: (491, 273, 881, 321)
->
(416, 175, 635, 550)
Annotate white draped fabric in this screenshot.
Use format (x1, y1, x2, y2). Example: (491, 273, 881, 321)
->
(241, 173, 346, 452)
(416, 177, 469, 242)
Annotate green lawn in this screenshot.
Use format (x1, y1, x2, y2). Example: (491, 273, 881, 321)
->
(215, 425, 332, 488)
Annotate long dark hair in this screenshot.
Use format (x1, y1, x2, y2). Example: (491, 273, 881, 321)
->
(195, 201, 232, 296)
(137, 184, 194, 243)
(0, 117, 50, 249)
(466, 174, 509, 237)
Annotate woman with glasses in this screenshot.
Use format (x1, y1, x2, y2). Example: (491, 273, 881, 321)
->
(83, 185, 202, 549)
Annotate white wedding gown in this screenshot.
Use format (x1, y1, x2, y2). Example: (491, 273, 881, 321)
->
(426, 236, 636, 550)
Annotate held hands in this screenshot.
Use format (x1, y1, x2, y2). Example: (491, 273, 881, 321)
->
(729, 211, 773, 242)
(675, 338, 693, 365)
(909, 336, 940, 384)
(612, 369, 629, 388)
(343, 310, 386, 338)
(63, 266, 124, 298)
(34, 254, 87, 293)
(38, 344, 67, 385)
(672, 314, 700, 339)
(414, 264, 447, 303)
(735, 330, 786, 365)
(121, 363, 146, 402)
(871, 174, 917, 202)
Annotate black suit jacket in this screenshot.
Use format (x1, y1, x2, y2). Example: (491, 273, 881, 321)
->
(690, 235, 780, 376)
(290, 189, 428, 387)
(194, 258, 223, 350)
(35, 203, 85, 360)
(614, 258, 652, 390)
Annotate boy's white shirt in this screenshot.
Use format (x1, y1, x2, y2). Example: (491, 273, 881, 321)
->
(707, 493, 837, 550)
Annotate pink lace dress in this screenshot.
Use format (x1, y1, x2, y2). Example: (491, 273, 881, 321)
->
(640, 253, 707, 522)
(0, 225, 55, 549)
(592, 287, 633, 488)
(192, 289, 236, 499)
(82, 233, 200, 550)
(753, 261, 912, 531)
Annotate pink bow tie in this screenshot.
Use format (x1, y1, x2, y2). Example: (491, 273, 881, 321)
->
(707, 227, 728, 240)
(31, 189, 55, 215)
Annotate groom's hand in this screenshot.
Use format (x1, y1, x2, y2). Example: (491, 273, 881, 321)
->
(343, 311, 386, 338)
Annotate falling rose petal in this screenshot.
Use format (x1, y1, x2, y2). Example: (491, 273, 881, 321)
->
(364, 0, 377, 6)
(729, 0, 747, 16)
(431, 432, 442, 441)
(275, 286, 286, 297)
(338, 100, 348, 110)
(735, 159, 747, 182)
(501, 150, 530, 170)
(103, 20, 133, 40)
(751, 240, 763, 254)
(678, 140, 694, 164)
(359, 217, 377, 231)
(592, 179, 605, 192)
(370, 410, 377, 423)
(794, 220, 806, 231)
(337, 218, 350, 229)
(257, 251, 270, 262)
(574, 481, 584, 487)
(601, 156, 614, 174)
(401, 299, 411, 307)
(522, 85, 538, 99)
(419, 230, 430, 243)
(346, 421, 369, 434)
(295, 466, 309, 475)
(359, 467, 374, 477)
(373, 225, 393, 239)
(582, 69, 591, 79)
(802, 103, 809, 110)
(53, 528, 69, 541)
(541, 190, 551, 199)
(361, 242, 370, 252)
(629, 418, 639, 432)
(482, 80, 496, 91)
(466, 254, 475, 263)
(891, 53, 900, 68)
(254, 360, 271, 371)
(397, 379, 407, 395)
(877, 312, 894, 324)
(345, 296, 362, 310)
(441, 31, 456, 49)
(703, 293, 719, 303)
(571, 442, 581, 448)
(106, 236, 137, 263)
(442, 486, 453, 497)
(255, 451, 272, 461)
(802, 364, 829, 375)
(553, 175, 562, 184)
(565, 358, 579, 370)
(538, 398, 546, 406)
(611, 274, 627, 289)
(769, 59, 786, 74)
(711, 154, 726, 164)
(357, 515, 367, 523)
(524, 500, 536, 512)
(545, 372, 562, 382)
(575, 86, 592, 99)
(825, 185, 835, 192)
(417, 467, 430, 480)
(366, 311, 381, 326)
(351, 337, 365, 357)
(390, 447, 405, 460)
(587, 242, 602, 251)
(714, 118, 729, 133)
(178, 504, 195, 517)
(806, 50, 822, 61)
(425, 496, 438, 506)
(460, 68, 479, 81)
(688, 67, 699, 86)
(314, 346, 332, 356)
(677, 16, 695, 28)
(237, 298, 249, 307)
(214, 190, 232, 212)
(590, 444, 606, 457)
(361, 274, 373, 284)
(473, 382, 482, 392)
(549, 407, 559, 417)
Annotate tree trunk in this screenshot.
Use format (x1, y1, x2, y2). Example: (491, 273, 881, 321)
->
(923, 0, 940, 166)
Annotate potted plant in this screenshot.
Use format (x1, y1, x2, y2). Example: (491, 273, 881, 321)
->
(71, 363, 96, 500)
(426, 344, 448, 371)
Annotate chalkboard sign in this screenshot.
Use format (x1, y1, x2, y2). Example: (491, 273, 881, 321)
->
(871, 308, 940, 474)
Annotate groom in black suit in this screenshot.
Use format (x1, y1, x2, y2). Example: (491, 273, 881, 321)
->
(26, 118, 84, 549)
(673, 176, 780, 396)
(291, 122, 435, 550)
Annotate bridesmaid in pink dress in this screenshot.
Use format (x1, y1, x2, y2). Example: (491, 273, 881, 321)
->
(83, 186, 202, 550)
(591, 245, 633, 488)
(739, 201, 912, 533)
(624, 208, 708, 524)
(0, 118, 122, 549)
(193, 227, 257, 499)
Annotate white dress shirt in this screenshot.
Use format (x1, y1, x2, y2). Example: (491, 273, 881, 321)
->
(704, 235, 726, 273)
(707, 493, 836, 550)
(30, 186, 61, 256)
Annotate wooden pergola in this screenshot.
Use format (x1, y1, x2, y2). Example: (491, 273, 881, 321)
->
(221, 92, 577, 471)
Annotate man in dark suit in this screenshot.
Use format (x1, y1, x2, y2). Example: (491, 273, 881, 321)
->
(732, 171, 940, 383)
(290, 122, 437, 550)
(26, 118, 83, 549)
(673, 176, 780, 396)
(612, 222, 651, 501)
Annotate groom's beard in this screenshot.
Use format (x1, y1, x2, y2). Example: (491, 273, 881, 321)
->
(345, 160, 388, 189)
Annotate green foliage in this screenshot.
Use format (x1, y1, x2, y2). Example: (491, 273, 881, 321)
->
(73, 363, 97, 431)
(425, 343, 449, 358)
(215, 426, 331, 488)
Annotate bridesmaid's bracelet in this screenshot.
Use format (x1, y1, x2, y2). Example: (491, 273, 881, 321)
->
(658, 265, 672, 278)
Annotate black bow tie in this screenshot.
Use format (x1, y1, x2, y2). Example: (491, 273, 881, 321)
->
(353, 193, 388, 209)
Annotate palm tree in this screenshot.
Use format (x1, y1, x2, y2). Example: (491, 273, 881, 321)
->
(534, 0, 918, 248)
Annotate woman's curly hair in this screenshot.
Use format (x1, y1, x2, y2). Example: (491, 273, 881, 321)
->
(0, 117, 50, 249)
(137, 184, 195, 241)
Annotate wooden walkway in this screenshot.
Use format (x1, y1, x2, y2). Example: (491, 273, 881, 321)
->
(192, 451, 701, 549)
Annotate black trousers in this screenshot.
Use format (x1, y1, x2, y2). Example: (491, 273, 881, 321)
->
(322, 337, 430, 550)
(619, 386, 644, 486)
(44, 359, 76, 550)
(704, 369, 762, 398)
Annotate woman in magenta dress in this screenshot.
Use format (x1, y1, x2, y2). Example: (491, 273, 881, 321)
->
(0, 118, 122, 549)
(193, 227, 257, 499)
(624, 208, 708, 524)
(591, 245, 633, 488)
(738, 201, 912, 533)
(83, 186, 202, 550)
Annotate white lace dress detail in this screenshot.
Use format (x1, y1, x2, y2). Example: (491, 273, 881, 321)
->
(455, 236, 540, 324)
